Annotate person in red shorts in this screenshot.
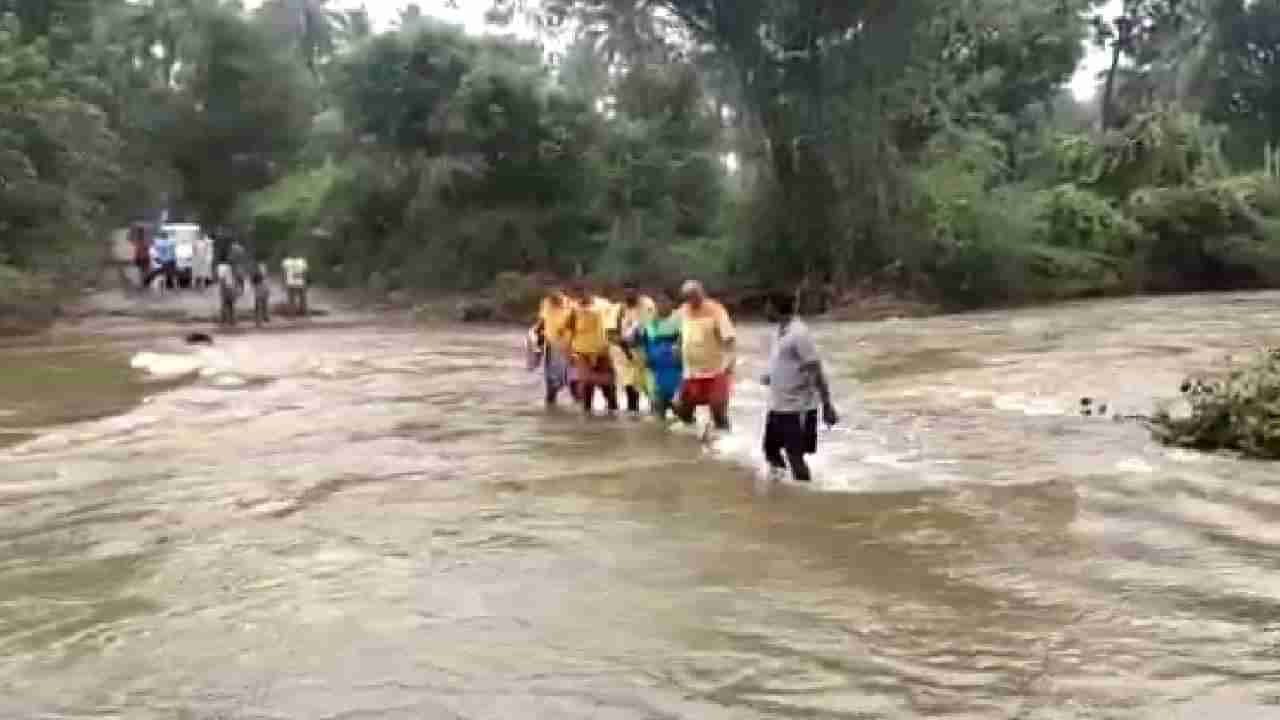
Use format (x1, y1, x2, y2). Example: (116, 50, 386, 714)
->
(673, 279, 736, 430)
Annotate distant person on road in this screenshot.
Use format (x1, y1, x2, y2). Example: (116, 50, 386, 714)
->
(282, 254, 309, 317)
(673, 280, 736, 431)
(130, 226, 150, 289)
(531, 283, 574, 406)
(144, 230, 177, 291)
(610, 282, 656, 415)
(566, 282, 618, 414)
(193, 233, 214, 290)
(760, 295, 839, 483)
(627, 290, 682, 420)
(229, 239, 249, 296)
(216, 262, 237, 327)
(251, 262, 271, 327)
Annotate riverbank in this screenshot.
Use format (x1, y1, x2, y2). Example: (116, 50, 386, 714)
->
(60, 279, 365, 330)
(0, 266, 61, 337)
(0, 263, 1267, 339)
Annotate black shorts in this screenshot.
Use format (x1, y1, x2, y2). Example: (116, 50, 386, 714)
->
(764, 409, 819, 455)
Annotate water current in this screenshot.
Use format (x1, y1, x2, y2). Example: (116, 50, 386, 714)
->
(3, 293, 1280, 719)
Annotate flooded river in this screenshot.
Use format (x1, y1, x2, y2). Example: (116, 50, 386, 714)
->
(3, 293, 1280, 719)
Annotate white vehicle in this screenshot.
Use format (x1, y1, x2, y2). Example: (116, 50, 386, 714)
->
(158, 223, 213, 288)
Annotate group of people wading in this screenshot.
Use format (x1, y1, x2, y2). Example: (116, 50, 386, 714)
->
(529, 279, 841, 483)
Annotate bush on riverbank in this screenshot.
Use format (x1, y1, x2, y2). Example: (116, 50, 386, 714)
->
(1151, 350, 1280, 459)
(0, 266, 59, 336)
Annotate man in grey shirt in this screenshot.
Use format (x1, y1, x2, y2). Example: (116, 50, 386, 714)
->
(760, 295, 839, 482)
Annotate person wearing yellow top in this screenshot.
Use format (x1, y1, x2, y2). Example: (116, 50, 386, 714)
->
(609, 282, 656, 415)
(566, 282, 619, 414)
(674, 279, 736, 430)
(530, 284, 574, 406)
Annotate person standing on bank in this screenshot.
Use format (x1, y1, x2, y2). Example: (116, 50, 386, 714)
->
(282, 254, 309, 317)
(229, 237, 249, 296)
(251, 262, 271, 327)
(216, 262, 238, 327)
(673, 280, 736, 431)
(761, 295, 839, 482)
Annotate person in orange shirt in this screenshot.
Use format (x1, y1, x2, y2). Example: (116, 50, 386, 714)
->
(673, 279, 736, 430)
(530, 283, 574, 406)
(566, 282, 619, 414)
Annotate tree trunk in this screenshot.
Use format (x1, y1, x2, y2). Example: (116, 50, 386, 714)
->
(1101, 35, 1124, 131)
(1101, 10, 1135, 131)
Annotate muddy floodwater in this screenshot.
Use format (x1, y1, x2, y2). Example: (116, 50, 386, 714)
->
(4, 293, 1280, 719)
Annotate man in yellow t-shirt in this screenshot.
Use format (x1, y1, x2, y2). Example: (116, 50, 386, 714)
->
(674, 279, 735, 430)
(531, 284, 574, 405)
(567, 282, 619, 414)
(610, 282, 656, 415)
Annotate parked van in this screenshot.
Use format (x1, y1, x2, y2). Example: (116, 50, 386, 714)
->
(158, 223, 213, 288)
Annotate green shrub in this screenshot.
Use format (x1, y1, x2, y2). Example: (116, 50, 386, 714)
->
(1036, 184, 1144, 256)
(1127, 176, 1280, 290)
(493, 272, 544, 320)
(242, 163, 346, 260)
(1054, 108, 1228, 199)
(1151, 350, 1280, 459)
(0, 265, 58, 335)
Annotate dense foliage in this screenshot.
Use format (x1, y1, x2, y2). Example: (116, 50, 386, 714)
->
(1151, 349, 1280, 459)
(8, 0, 1280, 320)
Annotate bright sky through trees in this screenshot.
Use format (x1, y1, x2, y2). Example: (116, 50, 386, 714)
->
(288, 0, 1120, 100)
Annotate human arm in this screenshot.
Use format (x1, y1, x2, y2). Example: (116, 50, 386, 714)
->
(530, 316, 546, 346)
(565, 309, 581, 354)
(794, 330, 838, 426)
(808, 360, 838, 426)
(624, 323, 645, 347)
(716, 306, 737, 373)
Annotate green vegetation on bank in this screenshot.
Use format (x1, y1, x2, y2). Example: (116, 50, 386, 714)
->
(8, 0, 1280, 326)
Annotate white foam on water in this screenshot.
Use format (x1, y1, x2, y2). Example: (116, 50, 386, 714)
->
(130, 346, 255, 390)
(130, 351, 204, 378)
(1165, 447, 1208, 464)
(993, 392, 1066, 416)
(1115, 457, 1156, 474)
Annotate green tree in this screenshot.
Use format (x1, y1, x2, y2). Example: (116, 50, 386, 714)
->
(0, 18, 120, 269)
(1197, 0, 1280, 166)
(167, 4, 311, 226)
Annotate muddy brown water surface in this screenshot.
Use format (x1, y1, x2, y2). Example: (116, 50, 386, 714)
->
(4, 293, 1280, 719)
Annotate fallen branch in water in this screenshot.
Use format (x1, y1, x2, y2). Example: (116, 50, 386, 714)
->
(1147, 348, 1280, 459)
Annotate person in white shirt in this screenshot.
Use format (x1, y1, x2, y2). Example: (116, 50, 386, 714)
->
(216, 263, 238, 326)
(760, 295, 839, 482)
(251, 262, 271, 327)
(281, 255, 309, 317)
(193, 235, 214, 290)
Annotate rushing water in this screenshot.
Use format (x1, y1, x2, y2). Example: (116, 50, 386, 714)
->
(3, 293, 1280, 719)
